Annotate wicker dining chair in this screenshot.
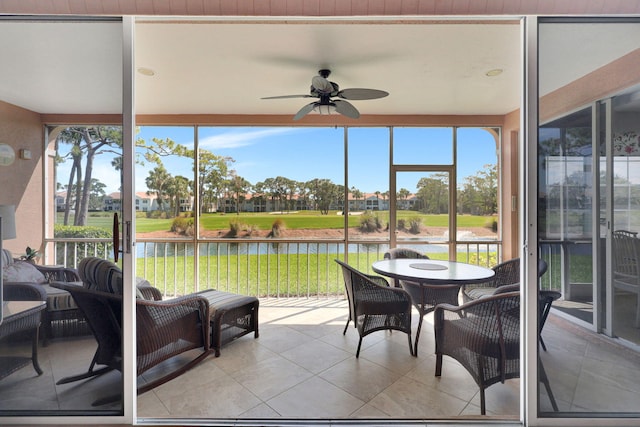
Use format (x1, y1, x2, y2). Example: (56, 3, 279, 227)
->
(461, 258, 521, 302)
(434, 291, 559, 415)
(52, 257, 212, 405)
(612, 230, 640, 327)
(462, 257, 550, 303)
(336, 259, 414, 357)
(383, 248, 460, 356)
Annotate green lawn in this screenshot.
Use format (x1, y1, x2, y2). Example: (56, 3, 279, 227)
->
(137, 250, 499, 297)
(59, 211, 495, 234)
(149, 211, 492, 233)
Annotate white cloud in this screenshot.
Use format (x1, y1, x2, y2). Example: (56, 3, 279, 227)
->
(198, 128, 299, 150)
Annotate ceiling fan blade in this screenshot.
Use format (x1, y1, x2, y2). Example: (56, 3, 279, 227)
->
(333, 100, 360, 119)
(261, 94, 314, 100)
(293, 102, 316, 120)
(338, 88, 389, 100)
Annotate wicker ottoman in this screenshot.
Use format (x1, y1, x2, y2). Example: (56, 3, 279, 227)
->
(197, 290, 259, 357)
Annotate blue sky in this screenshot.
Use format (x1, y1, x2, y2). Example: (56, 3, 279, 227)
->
(57, 126, 498, 194)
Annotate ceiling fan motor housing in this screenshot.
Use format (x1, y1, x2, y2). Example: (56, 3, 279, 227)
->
(261, 68, 387, 120)
(311, 75, 339, 96)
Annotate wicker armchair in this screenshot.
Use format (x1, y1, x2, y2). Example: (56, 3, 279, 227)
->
(434, 291, 558, 415)
(1, 248, 86, 342)
(462, 258, 550, 302)
(461, 258, 520, 302)
(336, 259, 413, 357)
(52, 257, 211, 405)
(3, 282, 47, 302)
(384, 248, 460, 356)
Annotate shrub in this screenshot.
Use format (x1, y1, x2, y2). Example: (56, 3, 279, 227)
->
(269, 219, 285, 237)
(485, 217, 498, 233)
(397, 219, 406, 230)
(171, 216, 195, 236)
(246, 224, 258, 236)
(147, 210, 168, 219)
(228, 219, 245, 237)
(359, 212, 382, 232)
(408, 216, 422, 234)
(54, 225, 113, 264)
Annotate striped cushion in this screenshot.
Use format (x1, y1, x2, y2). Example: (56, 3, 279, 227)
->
(77, 257, 149, 298)
(78, 257, 123, 295)
(1, 248, 13, 269)
(41, 283, 79, 311)
(466, 287, 498, 300)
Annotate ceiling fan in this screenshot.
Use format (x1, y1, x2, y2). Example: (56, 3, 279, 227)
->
(261, 69, 389, 120)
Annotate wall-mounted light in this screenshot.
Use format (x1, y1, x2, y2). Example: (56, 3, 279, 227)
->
(0, 144, 15, 166)
(19, 149, 32, 160)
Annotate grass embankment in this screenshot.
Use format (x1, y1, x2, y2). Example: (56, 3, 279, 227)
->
(60, 211, 500, 297)
(136, 249, 499, 298)
(59, 211, 495, 233)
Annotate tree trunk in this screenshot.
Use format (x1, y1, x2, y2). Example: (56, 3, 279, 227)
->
(64, 157, 79, 226)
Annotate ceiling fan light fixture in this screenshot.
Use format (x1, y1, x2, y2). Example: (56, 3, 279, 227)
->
(313, 103, 337, 115)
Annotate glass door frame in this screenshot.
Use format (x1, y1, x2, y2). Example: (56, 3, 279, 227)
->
(594, 98, 613, 336)
(389, 164, 457, 260)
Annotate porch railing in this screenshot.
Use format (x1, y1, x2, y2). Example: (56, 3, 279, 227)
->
(45, 237, 502, 298)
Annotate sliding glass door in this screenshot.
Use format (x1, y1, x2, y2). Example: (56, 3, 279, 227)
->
(536, 18, 640, 419)
(0, 17, 126, 418)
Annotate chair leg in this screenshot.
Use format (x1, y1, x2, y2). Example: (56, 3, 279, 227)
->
(356, 336, 363, 358)
(435, 353, 443, 376)
(413, 312, 425, 356)
(539, 297, 554, 351)
(540, 360, 559, 411)
(480, 388, 486, 415)
(407, 331, 414, 357)
(56, 351, 115, 385)
(539, 335, 548, 352)
(343, 313, 351, 335)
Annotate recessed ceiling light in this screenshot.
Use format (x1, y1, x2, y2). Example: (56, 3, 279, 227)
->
(486, 69, 503, 77)
(137, 67, 155, 76)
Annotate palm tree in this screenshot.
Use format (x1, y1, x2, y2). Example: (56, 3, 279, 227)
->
(228, 170, 251, 215)
(166, 175, 191, 217)
(398, 188, 410, 210)
(146, 165, 172, 213)
(350, 186, 362, 211)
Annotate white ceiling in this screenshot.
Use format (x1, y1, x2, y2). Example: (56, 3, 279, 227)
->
(134, 20, 522, 116)
(1, 18, 639, 118)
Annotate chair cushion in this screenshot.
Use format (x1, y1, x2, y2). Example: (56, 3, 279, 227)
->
(1, 248, 14, 269)
(465, 287, 497, 300)
(3, 260, 47, 284)
(79, 257, 123, 294)
(41, 283, 79, 311)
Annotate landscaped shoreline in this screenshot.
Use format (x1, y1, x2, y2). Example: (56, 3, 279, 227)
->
(137, 226, 498, 240)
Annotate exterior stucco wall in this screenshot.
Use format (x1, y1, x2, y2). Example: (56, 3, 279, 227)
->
(502, 109, 520, 260)
(0, 100, 45, 259)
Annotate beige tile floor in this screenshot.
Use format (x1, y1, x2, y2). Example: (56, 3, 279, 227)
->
(1, 297, 640, 422)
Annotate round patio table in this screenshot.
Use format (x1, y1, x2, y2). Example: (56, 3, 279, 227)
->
(372, 258, 495, 356)
(372, 258, 495, 285)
